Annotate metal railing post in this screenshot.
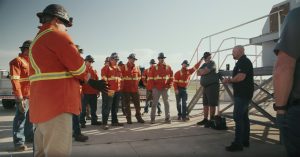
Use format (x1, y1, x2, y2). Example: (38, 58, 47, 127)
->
(278, 11, 282, 37)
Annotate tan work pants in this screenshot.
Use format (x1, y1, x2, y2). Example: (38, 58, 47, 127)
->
(34, 113, 72, 157)
(151, 88, 170, 120)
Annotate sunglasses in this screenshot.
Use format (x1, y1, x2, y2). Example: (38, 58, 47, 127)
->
(57, 18, 69, 27)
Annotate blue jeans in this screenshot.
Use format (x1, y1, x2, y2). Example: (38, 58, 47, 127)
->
(73, 114, 81, 136)
(102, 92, 120, 124)
(144, 101, 162, 113)
(13, 100, 33, 146)
(277, 105, 300, 157)
(80, 94, 98, 124)
(233, 97, 250, 145)
(175, 87, 188, 118)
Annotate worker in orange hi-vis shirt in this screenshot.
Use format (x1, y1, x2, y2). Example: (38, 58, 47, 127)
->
(141, 59, 162, 115)
(9, 40, 34, 151)
(28, 4, 108, 157)
(117, 60, 126, 115)
(147, 52, 173, 124)
(101, 52, 124, 130)
(120, 53, 145, 124)
(80, 55, 102, 128)
(173, 59, 203, 121)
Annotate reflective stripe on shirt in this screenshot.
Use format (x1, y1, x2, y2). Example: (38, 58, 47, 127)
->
(122, 76, 140, 80)
(11, 75, 20, 80)
(29, 29, 86, 83)
(174, 79, 189, 83)
(153, 76, 172, 80)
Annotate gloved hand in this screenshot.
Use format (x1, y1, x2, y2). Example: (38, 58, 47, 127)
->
(16, 99, 25, 113)
(87, 79, 109, 94)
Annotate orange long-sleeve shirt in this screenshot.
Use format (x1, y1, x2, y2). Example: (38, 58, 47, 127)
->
(82, 65, 99, 94)
(173, 60, 202, 90)
(148, 62, 173, 90)
(29, 23, 87, 123)
(120, 62, 141, 93)
(101, 64, 122, 92)
(141, 65, 155, 90)
(9, 53, 30, 98)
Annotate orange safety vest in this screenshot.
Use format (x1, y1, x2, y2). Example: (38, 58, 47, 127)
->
(121, 62, 141, 92)
(173, 61, 201, 90)
(101, 64, 122, 92)
(29, 23, 87, 123)
(9, 53, 30, 98)
(82, 65, 99, 94)
(148, 62, 173, 90)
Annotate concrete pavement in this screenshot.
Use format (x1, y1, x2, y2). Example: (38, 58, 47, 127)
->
(0, 98, 286, 157)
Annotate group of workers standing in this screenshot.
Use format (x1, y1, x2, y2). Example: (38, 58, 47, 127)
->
(7, 3, 299, 157)
(9, 4, 204, 156)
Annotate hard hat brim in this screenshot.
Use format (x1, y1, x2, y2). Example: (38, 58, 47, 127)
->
(128, 57, 137, 60)
(37, 12, 72, 27)
(19, 46, 29, 49)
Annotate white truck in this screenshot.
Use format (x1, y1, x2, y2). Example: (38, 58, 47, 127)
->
(0, 69, 16, 109)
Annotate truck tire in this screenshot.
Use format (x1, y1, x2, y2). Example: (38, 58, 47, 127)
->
(2, 99, 15, 109)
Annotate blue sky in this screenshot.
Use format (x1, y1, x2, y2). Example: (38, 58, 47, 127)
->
(0, 0, 283, 72)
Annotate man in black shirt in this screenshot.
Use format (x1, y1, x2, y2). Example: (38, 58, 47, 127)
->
(273, 7, 300, 157)
(223, 45, 254, 152)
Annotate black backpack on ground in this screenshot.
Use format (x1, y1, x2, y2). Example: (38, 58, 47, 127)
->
(210, 115, 228, 130)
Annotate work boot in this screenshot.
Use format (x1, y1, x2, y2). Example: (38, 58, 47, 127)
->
(127, 117, 132, 124)
(225, 142, 243, 152)
(196, 118, 208, 125)
(243, 141, 250, 148)
(182, 117, 190, 121)
(204, 120, 212, 128)
(177, 116, 182, 120)
(102, 124, 109, 130)
(157, 111, 162, 116)
(81, 123, 86, 128)
(150, 119, 155, 124)
(165, 118, 172, 124)
(74, 134, 89, 142)
(137, 117, 145, 123)
(15, 145, 27, 151)
(91, 121, 102, 125)
(142, 111, 148, 115)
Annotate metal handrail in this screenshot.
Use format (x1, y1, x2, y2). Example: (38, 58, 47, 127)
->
(188, 41, 257, 84)
(215, 37, 249, 69)
(216, 37, 249, 52)
(188, 10, 283, 66)
(187, 10, 282, 93)
(251, 51, 263, 65)
(217, 44, 262, 70)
